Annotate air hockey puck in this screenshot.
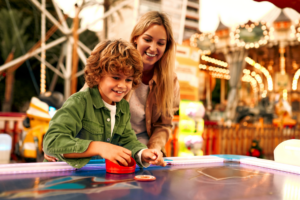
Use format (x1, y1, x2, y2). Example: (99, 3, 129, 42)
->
(134, 175, 156, 181)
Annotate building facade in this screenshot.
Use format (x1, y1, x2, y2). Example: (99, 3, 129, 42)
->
(107, 0, 200, 44)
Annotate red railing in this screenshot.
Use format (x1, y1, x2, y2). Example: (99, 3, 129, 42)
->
(0, 112, 26, 160)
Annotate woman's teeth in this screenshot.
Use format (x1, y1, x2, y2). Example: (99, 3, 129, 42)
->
(146, 52, 155, 57)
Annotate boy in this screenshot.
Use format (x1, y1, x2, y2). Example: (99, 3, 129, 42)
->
(43, 40, 165, 168)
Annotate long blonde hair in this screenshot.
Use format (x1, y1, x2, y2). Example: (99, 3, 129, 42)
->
(130, 11, 176, 116)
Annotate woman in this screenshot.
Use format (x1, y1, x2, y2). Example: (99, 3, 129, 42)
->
(45, 11, 180, 166)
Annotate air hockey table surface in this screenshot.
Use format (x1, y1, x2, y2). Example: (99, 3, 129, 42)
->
(0, 155, 300, 200)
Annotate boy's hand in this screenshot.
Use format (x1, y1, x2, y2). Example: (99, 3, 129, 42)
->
(44, 153, 58, 162)
(141, 149, 166, 167)
(99, 143, 132, 166)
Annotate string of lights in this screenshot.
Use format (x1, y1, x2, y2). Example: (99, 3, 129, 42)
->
(199, 64, 229, 74)
(242, 74, 258, 94)
(245, 57, 273, 91)
(200, 55, 228, 67)
(211, 72, 230, 79)
(190, 32, 216, 48)
(243, 69, 265, 96)
(232, 21, 273, 49)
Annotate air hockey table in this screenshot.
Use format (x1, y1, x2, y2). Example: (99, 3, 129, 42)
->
(0, 155, 300, 200)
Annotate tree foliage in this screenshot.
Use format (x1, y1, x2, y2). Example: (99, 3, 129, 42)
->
(0, 9, 34, 60)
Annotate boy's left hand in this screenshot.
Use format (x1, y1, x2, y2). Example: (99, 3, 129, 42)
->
(141, 149, 167, 167)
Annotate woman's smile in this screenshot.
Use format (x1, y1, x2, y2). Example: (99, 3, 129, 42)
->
(134, 24, 167, 71)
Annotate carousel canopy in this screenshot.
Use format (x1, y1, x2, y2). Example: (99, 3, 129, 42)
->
(254, 0, 300, 14)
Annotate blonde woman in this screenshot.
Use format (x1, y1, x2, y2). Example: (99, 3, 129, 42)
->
(45, 11, 180, 167)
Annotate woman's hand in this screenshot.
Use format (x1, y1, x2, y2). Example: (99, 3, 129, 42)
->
(44, 153, 58, 162)
(141, 149, 166, 167)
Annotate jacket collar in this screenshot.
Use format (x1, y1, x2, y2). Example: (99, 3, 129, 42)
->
(90, 86, 105, 109)
(90, 86, 125, 114)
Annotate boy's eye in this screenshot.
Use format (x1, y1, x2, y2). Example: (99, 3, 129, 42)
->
(112, 77, 120, 80)
(126, 78, 133, 82)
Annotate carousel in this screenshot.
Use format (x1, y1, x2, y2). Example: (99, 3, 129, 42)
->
(188, 6, 300, 128)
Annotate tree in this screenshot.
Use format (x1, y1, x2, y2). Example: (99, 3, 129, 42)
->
(0, 9, 35, 111)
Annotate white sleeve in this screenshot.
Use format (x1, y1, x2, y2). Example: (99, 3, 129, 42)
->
(135, 149, 150, 168)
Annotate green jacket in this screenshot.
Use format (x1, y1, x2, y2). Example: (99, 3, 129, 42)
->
(43, 87, 147, 168)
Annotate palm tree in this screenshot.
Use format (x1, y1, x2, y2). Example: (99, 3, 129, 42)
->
(0, 8, 34, 112)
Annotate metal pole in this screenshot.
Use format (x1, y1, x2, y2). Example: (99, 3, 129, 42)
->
(52, 0, 69, 30)
(64, 39, 73, 99)
(0, 36, 67, 72)
(77, 0, 132, 35)
(78, 41, 92, 55)
(49, 46, 66, 92)
(30, 0, 68, 34)
(34, 55, 64, 78)
(71, 4, 80, 94)
(40, 0, 46, 94)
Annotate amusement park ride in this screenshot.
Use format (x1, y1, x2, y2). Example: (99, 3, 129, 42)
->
(0, 0, 132, 99)
(0, 0, 299, 162)
(1, 1, 300, 199)
(0, 0, 132, 161)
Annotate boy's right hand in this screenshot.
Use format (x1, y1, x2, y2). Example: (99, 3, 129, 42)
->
(99, 143, 132, 166)
(44, 153, 58, 162)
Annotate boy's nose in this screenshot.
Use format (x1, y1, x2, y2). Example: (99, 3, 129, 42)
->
(117, 82, 125, 88)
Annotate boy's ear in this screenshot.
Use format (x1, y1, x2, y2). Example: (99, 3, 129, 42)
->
(95, 76, 101, 83)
